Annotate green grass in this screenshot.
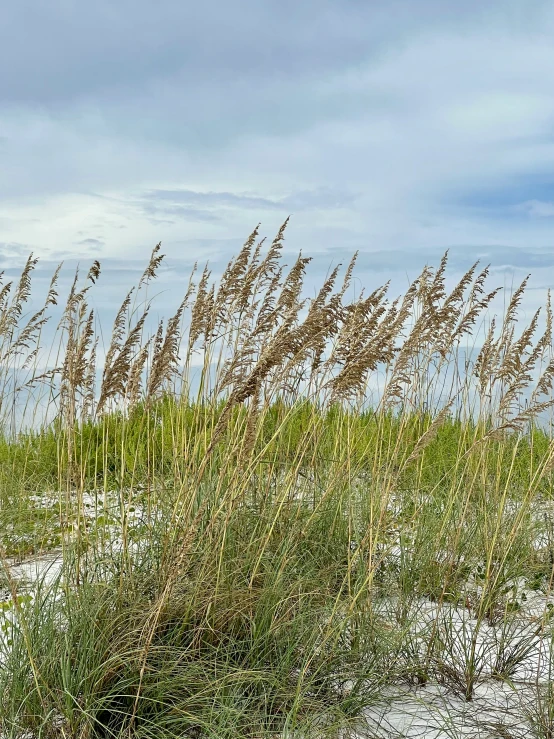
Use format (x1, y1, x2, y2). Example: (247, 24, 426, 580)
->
(1, 222, 554, 737)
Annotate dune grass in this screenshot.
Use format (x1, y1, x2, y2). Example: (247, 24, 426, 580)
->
(1, 220, 554, 737)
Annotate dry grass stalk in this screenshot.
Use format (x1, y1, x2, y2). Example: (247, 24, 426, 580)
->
(1, 220, 553, 461)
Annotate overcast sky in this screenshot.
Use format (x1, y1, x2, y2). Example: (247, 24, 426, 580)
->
(2, 0, 554, 347)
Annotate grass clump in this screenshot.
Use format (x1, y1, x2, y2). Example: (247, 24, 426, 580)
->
(1, 219, 554, 737)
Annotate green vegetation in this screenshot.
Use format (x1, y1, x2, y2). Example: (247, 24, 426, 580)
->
(1, 220, 554, 737)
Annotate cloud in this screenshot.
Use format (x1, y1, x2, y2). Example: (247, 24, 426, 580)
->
(75, 238, 105, 250)
(1, 0, 554, 340)
(0, 242, 34, 266)
(137, 201, 222, 225)
(76, 237, 103, 245)
(316, 244, 554, 274)
(3, 1, 517, 107)
(133, 186, 358, 224)
(516, 200, 554, 217)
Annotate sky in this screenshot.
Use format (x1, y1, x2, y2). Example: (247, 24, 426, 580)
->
(2, 0, 554, 420)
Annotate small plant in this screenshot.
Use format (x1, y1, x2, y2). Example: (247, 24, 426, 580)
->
(428, 605, 490, 701)
(490, 616, 542, 681)
(524, 680, 554, 739)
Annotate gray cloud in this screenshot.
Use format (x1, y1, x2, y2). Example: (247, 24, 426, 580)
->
(2, 1, 525, 107)
(0, 242, 35, 265)
(314, 244, 554, 275)
(516, 200, 554, 217)
(75, 238, 104, 247)
(135, 186, 358, 223)
(137, 202, 222, 225)
(1, 0, 554, 338)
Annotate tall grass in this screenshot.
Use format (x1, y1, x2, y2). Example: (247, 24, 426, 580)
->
(1, 220, 554, 737)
